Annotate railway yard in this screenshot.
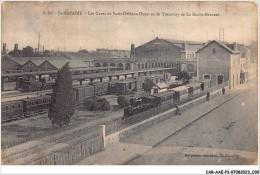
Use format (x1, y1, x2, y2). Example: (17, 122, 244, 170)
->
(1, 66, 256, 165)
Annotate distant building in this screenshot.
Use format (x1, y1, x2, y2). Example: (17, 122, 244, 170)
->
(96, 49, 130, 58)
(249, 41, 257, 63)
(2, 43, 6, 55)
(196, 40, 241, 88)
(164, 39, 204, 75)
(1, 55, 93, 73)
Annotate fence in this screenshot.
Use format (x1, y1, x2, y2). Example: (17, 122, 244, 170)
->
(3, 126, 104, 165)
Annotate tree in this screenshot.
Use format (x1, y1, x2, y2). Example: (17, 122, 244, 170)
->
(177, 71, 192, 84)
(142, 78, 155, 94)
(83, 96, 110, 111)
(48, 62, 75, 127)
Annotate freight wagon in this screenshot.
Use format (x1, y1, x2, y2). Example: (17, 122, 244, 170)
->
(115, 80, 136, 95)
(72, 85, 95, 104)
(91, 82, 109, 96)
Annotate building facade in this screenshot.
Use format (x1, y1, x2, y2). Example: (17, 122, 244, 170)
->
(196, 40, 241, 88)
(132, 37, 203, 75)
(133, 37, 183, 71)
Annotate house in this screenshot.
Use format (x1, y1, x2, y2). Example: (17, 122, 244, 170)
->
(151, 82, 168, 94)
(196, 40, 241, 88)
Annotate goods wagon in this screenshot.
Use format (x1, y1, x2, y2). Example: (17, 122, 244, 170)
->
(108, 80, 121, 94)
(115, 80, 136, 95)
(21, 81, 42, 92)
(72, 85, 95, 104)
(91, 82, 109, 96)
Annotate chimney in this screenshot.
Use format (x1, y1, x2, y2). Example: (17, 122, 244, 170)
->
(43, 45, 44, 52)
(181, 43, 185, 50)
(3, 43, 6, 54)
(233, 42, 237, 51)
(14, 44, 18, 51)
(130, 44, 135, 60)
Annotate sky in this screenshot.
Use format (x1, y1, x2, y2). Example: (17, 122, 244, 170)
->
(1, 1, 258, 52)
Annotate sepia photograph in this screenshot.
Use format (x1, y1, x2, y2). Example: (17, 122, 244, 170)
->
(0, 0, 258, 171)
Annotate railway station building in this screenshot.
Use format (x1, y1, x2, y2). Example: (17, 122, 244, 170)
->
(196, 40, 241, 88)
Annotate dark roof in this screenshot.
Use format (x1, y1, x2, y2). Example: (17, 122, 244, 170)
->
(196, 40, 240, 54)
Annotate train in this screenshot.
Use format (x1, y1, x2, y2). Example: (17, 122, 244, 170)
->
(123, 79, 212, 118)
(2, 95, 51, 122)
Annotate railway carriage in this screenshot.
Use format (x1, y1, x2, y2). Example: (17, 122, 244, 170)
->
(151, 91, 174, 106)
(1, 100, 23, 122)
(186, 82, 202, 99)
(198, 79, 212, 91)
(23, 95, 51, 117)
(170, 85, 188, 104)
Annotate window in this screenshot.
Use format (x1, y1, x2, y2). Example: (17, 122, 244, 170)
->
(6, 106, 9, 110)
(213, 48, 216, 54)
(204, 74, 211, 79)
